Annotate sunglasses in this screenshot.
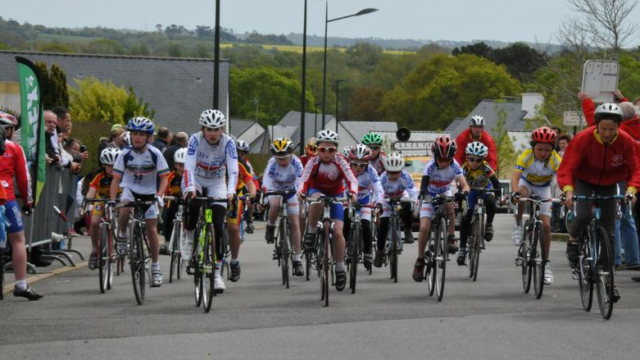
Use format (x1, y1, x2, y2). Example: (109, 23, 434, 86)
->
(351, 162, 368, 168)
(387, 171, 401, 175)
(318, 146, 337, 154)
(437, 157, 453, 162)
(276, 156, 291, 161)
(307, 146, 317, 152)
(369, 145, 381, 150)
(467, 157, 483, 163)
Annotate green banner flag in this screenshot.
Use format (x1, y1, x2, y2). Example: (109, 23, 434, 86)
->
(16, 56, 46, 206)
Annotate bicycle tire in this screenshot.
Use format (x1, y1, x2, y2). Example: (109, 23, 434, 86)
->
(98, 223, 108, 294)
(435, 217, 447, 302)
(532, 223, 545, 299)
(469, 217, 480, 281)
(203, 223, 216, 313)
(304, 247, 312, 281)
(595, 227, 614, 320)
(130, 221, 146, 305)
(280, 217, 290, 288)
(0, 250, 4, 300)
(323, 222, 330, 307)
(578, 229, 593, 312)
(193, 225, 203, 307)
(521, 221, 532, 294)
(349, 223, 361, 293)
(426, 234, 436, 297)
(169, 222, 182, 283)
(390, 217, 399, 283)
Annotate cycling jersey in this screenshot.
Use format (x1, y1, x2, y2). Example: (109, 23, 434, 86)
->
(300, 155, 311, 168)
(514, 148, 561, 187)
(113, 145, 169, 195)
(356, 164, 384, 204)
(462, 161, 498, 189)
(380, 170, 418, 200)
(369, 152, 387, 176)
(422, 159, 463, 195)
(236, 161, 254, 196)
(165, 170, 182, 197)
(301, 154, 358, 197)
(89, 171, 118, 198)
(241, 156, 260, 190)
(263, 155, 304, 192)
(0, 140, 32, 204)
(184, 132, 238, 195)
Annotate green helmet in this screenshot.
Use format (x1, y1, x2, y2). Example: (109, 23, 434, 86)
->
(362, 132, 383, 146)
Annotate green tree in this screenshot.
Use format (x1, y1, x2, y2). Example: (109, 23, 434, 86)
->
(452, 41, 492, 58)
(346, 87, 385, 120)
(492, 42, 546, 82)
(492, 104, 517, 179)
(48, 64, 69, 108)
(81, 39, 126, 54)
(0, 42, 9, 50)
(38, 42, 75, 53)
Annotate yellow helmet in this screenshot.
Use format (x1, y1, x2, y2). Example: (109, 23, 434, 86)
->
(271, 137, 294, 155)
(305, 137, 317, 156)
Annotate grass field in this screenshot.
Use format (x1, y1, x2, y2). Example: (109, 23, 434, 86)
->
(37, 33, 100, 44)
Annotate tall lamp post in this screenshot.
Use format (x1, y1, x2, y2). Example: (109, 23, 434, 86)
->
(299, 0, 308, 155)
(213, 0, 221, 109)
(247, 98, 259, 122)
(314, 103, 320, 136)
(321, 4, 378, 128)
(335, 79, 345, 132)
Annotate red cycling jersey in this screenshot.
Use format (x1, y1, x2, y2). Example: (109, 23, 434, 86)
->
(301, 154, 358, 196)
(0, 140, 32, 204)
(455, 128, 498, 171)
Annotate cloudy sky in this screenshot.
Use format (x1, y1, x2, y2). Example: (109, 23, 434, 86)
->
(4, 0, 640, 45)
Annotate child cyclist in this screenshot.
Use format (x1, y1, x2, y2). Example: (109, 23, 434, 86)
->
(110, 117, 170, 287)
(263, 137, 305, 276)
(374, 152, 418, 268)
(344, 144, 384, 270)
(510, 127, 561, 285)
(362, 132, 386, 175)
(86, 147, 121, 270)
(413, 135, 469, 282)
(300, 129, 358, 291)
(162, 148, 186, 249)
(456, 142, 501, 266)
(182, 109, 238, 293)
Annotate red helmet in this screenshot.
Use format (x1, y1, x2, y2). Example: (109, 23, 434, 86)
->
(349, 144, 372, 162)
(431, 135, 457, 159)
(0, 111, 18, 128)
(531, 127, 557, 144)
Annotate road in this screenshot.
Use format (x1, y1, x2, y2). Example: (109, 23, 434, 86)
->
(2, 214, 640, 359)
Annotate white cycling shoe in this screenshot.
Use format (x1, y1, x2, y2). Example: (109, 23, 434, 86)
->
(544, 264, 553, 285)
(181, 231, 194, 262)
(512, 225, 523, 246)
(214, 273, 226, 293)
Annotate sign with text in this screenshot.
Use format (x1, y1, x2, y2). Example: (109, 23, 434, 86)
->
(582, 60, 619, 103)
(563, 111, 586, 127)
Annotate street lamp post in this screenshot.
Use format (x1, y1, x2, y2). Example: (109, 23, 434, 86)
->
(299, 0, 308, 155)
(314, 103, 320, 136)
(321, 4, 378, 129)
(335, 80, 345, 132)
(213, 0, 221, 109)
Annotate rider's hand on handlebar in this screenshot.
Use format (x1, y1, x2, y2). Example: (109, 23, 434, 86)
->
(349, 192, 358, 204)
(454, 191, 466, 202)
(563, 191, 574, 209)
(510, 191, 521, 204)
(626, 191, 637, 205)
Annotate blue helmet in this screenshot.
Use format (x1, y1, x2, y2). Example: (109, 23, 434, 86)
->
(126, 116, 155, 135)
(465, 141, 488, 158)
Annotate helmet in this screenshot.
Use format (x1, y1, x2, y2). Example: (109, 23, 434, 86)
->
(383, 152, 405, 172)
(126, 116, 154, 135)
(199, 109, 226, 129)
(271, 137, 294, 155)
(431, 135, 457, 159)
(174, 147, 187, 164)
(342, 145, 353, 157)
(100, 147, 121, 166)
(362, 132, 383, 146)
(316, 129, 339, 145)
(468, 115, 485, 127)
(0, 111, 18, 128)
(349, 144, 372, 162)
(594, 103, 623, 124)
(236, 140, 250, 152)
(531, 127, 557, 144)
(121, 131, 131, 147)
(465, 141, 488, 158)
(305, 137, 317, 156)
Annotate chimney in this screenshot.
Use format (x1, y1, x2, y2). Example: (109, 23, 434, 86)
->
(522, 93, 544, 119)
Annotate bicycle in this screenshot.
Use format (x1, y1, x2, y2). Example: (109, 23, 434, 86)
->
(0, 204, 6, 300)
(514, 195, 561, 299)
(306, 194, 348, 307)
(465, 188, 499, 282)
(300, 200, 316, 282)
(345, 202, 376, 293)
(164, 196, 184, 283)
(382, 197, 411, 284)
(265, 190, 298, 288)
(572, 194, 627, 320)
(421, 193, 455, 302)
(85, 199, 118, 294)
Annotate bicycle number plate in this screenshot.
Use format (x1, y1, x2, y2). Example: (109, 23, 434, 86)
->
(205, 208, 213, 223)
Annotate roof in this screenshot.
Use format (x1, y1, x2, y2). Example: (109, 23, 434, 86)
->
(0, 50, 230, 135)
(278, 111, 335, 146)
(339, 121, 398, 144)
(446, 99, 528, 139)
(229, 118, 257, 138)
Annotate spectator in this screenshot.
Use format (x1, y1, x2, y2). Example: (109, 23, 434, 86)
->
(557, 134, 571, 157)
(44, 110, 61, 165)
(152, 126, 172, 153)
(551, 134, 571, 232)
(163, 131, 188, 170)
(98, 124, 125, 162)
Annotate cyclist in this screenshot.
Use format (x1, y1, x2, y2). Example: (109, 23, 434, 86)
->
(263, 137, 305, 276)
(85, 147, 122, 270)
(162, 148, 186, 251)
(110, 117, 169, 287)
(235, 139, 258, 234)
(457, 141, 501, 266)
(182, 109, 238, 293)
(510, 127, 561, 285)
(559, 103, 640, 301)
(413, 135, 469, 282)
(300, 129, 358, 291)
(455, 115, 498, 171)
(300, 137, 317, 167)
(362, 132, 386, 175)
(0, 111, 42, 300)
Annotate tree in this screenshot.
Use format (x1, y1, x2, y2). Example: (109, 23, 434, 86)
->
(346, 87, 385, 120)
(35, 61, 70, 109)
(452, 42, 492, 58)
(38, 42, 75, 53)
(492, 42, 546, 82)
(493, 104, 518, 179)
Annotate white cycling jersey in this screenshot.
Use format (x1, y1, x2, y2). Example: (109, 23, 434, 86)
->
(380, 170, 418, 201)
(262, 155, 304, 192)
(356, 164, 384, 204)
(423, 159, 463, 195)
(113, 145, 169, 195)
(184, 132, 238, 195)
(369, 153, 386, 175)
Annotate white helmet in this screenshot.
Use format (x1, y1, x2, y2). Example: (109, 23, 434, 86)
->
(316, 129, 339, 144)
(236, 140, 250, 152)
(383, 152, 405, 172)
(465, 141, 488, 158)
(199, 109, 226, 129)
(468, 115, 485, 127)
(100, 147, 121, 166)
(174, 147, 187, 164)
(341, 145, 353, 157)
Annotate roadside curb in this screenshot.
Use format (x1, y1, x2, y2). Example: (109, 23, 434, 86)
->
(2, 261, 88, 296)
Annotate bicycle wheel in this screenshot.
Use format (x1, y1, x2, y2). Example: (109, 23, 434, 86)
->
(98, 223, 108, 294)
(279, 217, 290, 288)
(595, 227, 614, 320)
(532, 224, 545, 299)
(0, 250, 4, 300)
(390, 217, 399, 283)
(193, 225, 203, 307)
(578, 230, 593, 312)
(434, 217, 447, 302)
(521, 221, 532, 294)
(130, 221, 146, 305)
(349, 223, 360, 293)
(304, 246, 313, 281)
(468, 217, 478, 280)
(169, 222, 182, 283)
(322, 222, 330, 307)
(426, 234, 436, 297)
(202, 224, 216, 313)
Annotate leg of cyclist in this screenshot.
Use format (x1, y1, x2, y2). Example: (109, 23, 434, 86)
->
(162, 200, 179, 253)
(414, 200, 434, 282)
(5, 201, 43, 299)
(116, 206, 132, 255)
(512, 182, 530, 246)
(595, 183, 619, 300)
(265, 196, 280, 244)
(401, 202, 414, 244)
(484, 193, 497, 241)
(88, 211, 102, 270)
(227, 200, 242, 282)
(361, 204, 373, 270)
(458, 207, 473, 266)
(304, 193, 323, 247)
(446, 202, 458, 253)
(142, 200, 163, 287)
(181, 190, 202, 263)
(289, 200, 303, 276)
(374, 216, 390, 268)
(331, 200, 347, 291)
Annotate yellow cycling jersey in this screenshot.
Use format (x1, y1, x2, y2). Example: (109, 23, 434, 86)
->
(462, 161, 495, 189)
(514, 148, 561, 186)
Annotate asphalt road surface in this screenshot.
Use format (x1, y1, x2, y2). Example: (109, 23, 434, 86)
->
(2, 214, 640, 359)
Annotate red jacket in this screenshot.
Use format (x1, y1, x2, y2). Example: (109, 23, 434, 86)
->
(0, 140, 32, 204)
(455, 128, 498, 171)
(301, 154, 358, 196)
(557, 126, 640, 194)
(582, 98, 640, 140)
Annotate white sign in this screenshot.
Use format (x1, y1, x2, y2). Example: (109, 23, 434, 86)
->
(563, 111, 586, 127)
(582, 60, 619, 103)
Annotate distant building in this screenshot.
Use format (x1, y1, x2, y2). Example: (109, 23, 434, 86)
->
(337, 121, 397, 149)
(229, 118, 265, 153)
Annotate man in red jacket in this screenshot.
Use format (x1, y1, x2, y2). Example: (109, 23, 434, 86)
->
(455, 115, 498, 171)
(578, 91, 640, 139)
(558, 103, 640, 302)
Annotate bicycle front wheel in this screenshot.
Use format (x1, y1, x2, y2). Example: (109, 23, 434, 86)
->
(349, 223, 361, 293)
(434, 217, 447, 301)
(468, 217, 481, 281)
(98, 223, 109, 293)
(595, 227, 614, 320)
(532, 224, 545, 299)
(521, 221, 532, 294)
(130, 221, 146, 305)
(279, 217, 290, 288)
(169, 222, 182, 283)
(578, 231, 593, 312)
(202, 224, 216, 313)
(321, 223, 330, 307)
(390, 217, 399, 283)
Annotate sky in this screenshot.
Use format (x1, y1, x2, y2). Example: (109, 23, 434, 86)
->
(3, 0, 640, 45)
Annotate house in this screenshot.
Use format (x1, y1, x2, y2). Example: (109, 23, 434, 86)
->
(337, 121, 398, 149)
(0, 50, 230, 135)
(229, 118, 265, 153)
